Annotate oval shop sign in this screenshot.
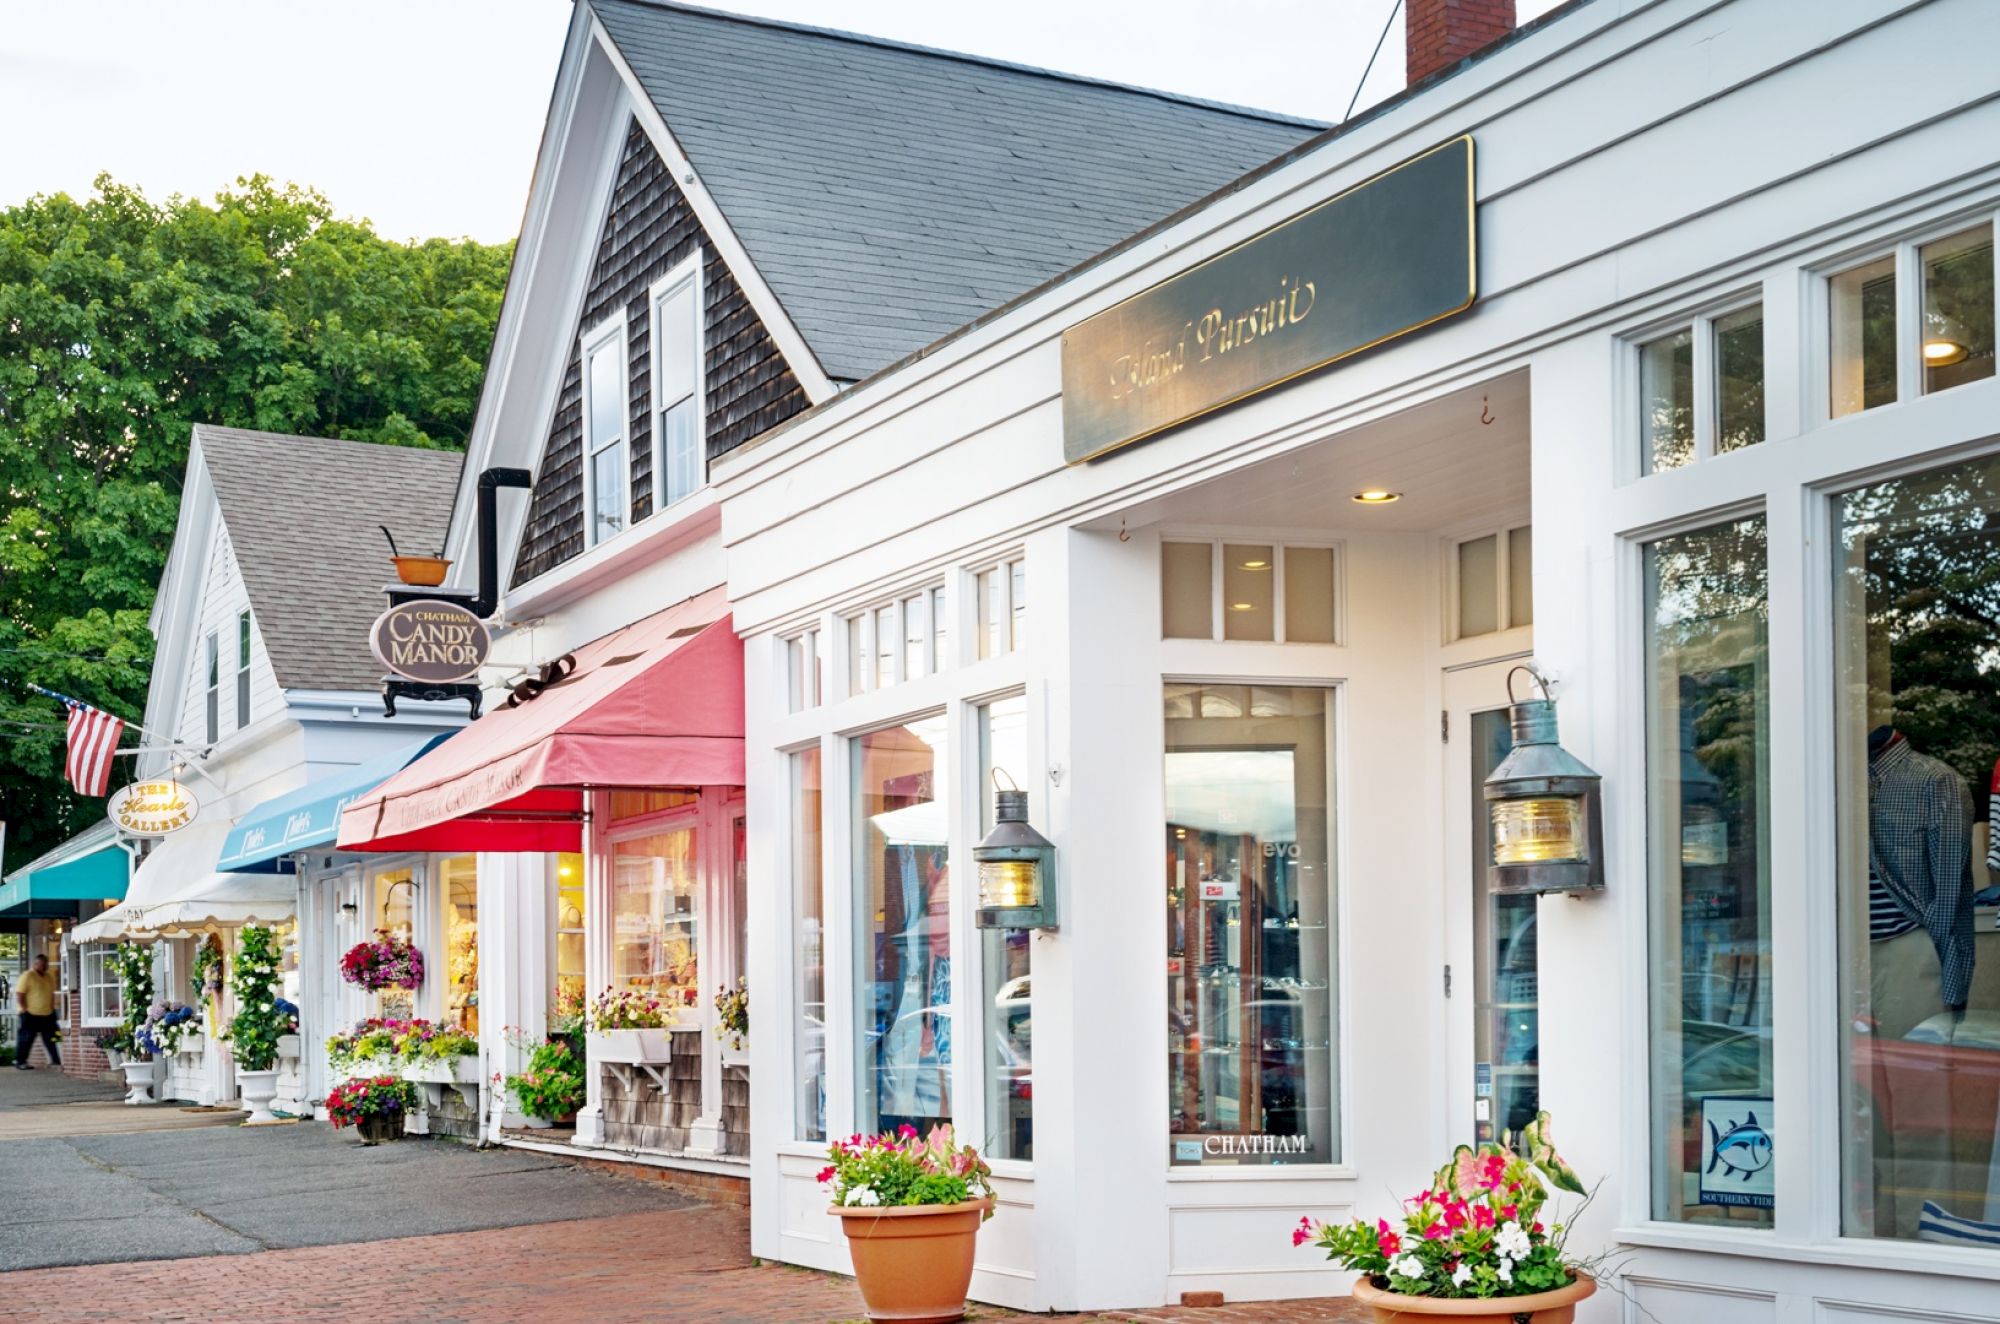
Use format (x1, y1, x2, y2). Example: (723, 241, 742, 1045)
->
(369, 599, 491, 685)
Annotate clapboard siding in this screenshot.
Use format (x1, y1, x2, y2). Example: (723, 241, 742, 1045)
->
(513, 118, 810, 587)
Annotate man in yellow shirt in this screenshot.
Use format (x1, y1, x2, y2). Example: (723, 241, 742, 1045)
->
(14, 953, 62, 1069)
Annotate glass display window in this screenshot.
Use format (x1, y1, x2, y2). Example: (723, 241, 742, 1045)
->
(1164, 682, 1337, 1167)
(1643, 516, 1773, 1226)
(852, 714, 951, 1136)
(440, 855, 478, 1033)
(553, 852, 585, 1023)
(792, 748, 826, 1140)
(979, 694, 1033, 1161)
(1834, 453, 2000, 1242)
(611, 826, 700, 1017)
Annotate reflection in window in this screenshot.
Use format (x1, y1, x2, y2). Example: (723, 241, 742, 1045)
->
(1470, 708, 1539, 1141)
(1921, 224, 1995, 396)
(1645, 517, 1772, 1226)
(584, 333, 627, 545)
(654, 267, 701, 508)
(440, 855, 478, 1033)
(1836, 455, 2000, 1242)
(554, 853, 585, 1023)
(854, 716, 950, 1136)
(980, 695, 1033, 1160)
(1223, 545, 1275, 642)
(1641, 328, 1695, 472)
(375, 867, 418, 1019)
(791, 750, 825, 1140)
(1715, 305, 1766, 454)
(612, 828, 699, 1014)
(1832, 255, 1898, 417)
(1166, 683, 1336, 1167)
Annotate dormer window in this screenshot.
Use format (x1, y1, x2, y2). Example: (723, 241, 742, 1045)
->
(651, 256, 704, 511)
(581, 314, 630, 548)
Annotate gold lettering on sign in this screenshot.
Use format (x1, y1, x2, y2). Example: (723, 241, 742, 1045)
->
(1105, 275, 1317, 401)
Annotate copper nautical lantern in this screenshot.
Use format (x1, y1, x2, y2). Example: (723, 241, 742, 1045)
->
(1483, 668, 1605, 896)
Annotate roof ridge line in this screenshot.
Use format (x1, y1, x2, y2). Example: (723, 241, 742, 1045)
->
(590, 0, 1330, 130)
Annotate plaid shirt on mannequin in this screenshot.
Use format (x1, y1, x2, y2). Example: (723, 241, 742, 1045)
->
(1868, 735, 1976, 1009)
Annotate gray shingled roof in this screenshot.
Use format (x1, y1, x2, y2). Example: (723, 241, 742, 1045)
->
(590, 0, 1325, 383)
(195, 426, 463, 693)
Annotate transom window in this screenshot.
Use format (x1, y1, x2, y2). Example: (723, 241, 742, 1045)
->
(1161, 540, 1340, 643)
(1451, 525, 1532, 641)
(975, 556, 1026, 658)
(1830, 221, 1995, 419)
(1637, 302, 1766, 473)
(581, 315, 629, 548)
(844, 585, 948, 697)
(651, 258, 703, 511)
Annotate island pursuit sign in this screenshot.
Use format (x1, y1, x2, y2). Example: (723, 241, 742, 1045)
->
(1060, 136, 1477, 464)
(369, 598, 491, 685)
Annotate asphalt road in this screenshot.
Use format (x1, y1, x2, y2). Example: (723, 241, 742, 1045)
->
(0, 1106, 695, 1271)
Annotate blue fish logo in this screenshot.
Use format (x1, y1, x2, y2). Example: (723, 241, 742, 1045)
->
(1707, 1111, 1773, 1182)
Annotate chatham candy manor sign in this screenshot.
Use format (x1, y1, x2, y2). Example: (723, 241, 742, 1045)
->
(369, 598, 491, 685)
(1060, 135, 1478, 463)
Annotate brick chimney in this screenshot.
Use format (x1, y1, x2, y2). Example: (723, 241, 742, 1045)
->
(1406, 0, 1517, 86)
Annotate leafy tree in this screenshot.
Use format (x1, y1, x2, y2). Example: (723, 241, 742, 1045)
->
(0, 175, 511, 870)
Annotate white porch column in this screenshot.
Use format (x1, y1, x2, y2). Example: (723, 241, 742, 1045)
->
(574, 795, 611, 1146)
(478, 851, 550, 1140)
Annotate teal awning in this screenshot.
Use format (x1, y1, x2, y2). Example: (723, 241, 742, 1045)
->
(217, 733, 453, 873)
(0, 844, 130, 918)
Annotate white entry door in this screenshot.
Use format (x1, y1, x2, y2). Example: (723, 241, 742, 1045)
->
(1442, 658, 1541, 1148)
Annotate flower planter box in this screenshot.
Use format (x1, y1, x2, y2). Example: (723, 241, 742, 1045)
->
(591, 1028, 673, 1064)
(171, 1030, 206, 1059)
(721, 1038, 750, 1068)
(356, 1112, 405, 1145)
(276, 1034, 302, 1060)
(402, 1055, 481, 1086)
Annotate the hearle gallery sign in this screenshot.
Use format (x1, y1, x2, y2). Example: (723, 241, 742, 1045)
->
(1061, 136, 1477, 464)
(369, 598, 491, 685)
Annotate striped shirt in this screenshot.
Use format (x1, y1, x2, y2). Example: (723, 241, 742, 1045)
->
(1868, 736, 1975, 1009)
(1868, 868, 1919, 941)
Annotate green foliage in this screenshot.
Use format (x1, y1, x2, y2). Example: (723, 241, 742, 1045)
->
(225, 925, 284, 1072)
(0, 175, 510, 870)
(821, 1125, 995, 1214)
(505, 1038, 587, 1121)
(109, 942, 154, 1059)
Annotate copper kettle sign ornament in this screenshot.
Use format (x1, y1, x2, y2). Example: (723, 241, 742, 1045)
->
(369, 599, 491, 685)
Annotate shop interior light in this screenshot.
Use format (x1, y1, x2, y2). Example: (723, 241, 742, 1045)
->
(1483, 666, 1605, 896)
(1240, 558, 1271, 570)
(1229, 602, 1256, 612)
(975, 780, 1058, 931)
(1352, 489, 1401, 505)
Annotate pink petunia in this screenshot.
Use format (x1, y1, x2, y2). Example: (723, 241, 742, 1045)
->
(1422, 1223, 1447, 1241)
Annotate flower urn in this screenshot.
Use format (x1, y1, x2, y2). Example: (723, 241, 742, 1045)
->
(1350, 1272, 1596, 1323)
(119, 1059, 157, 1105)
(237, 1068, 281, 1123)
(357, 1111, 405, 1145)
(831, 1198, 991, 1324)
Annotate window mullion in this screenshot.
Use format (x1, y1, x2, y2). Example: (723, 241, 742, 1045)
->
(1692, 314, 1718, 464)
(1894, 240, 1922, 405)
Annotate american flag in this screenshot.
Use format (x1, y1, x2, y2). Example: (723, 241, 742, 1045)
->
(59, 693, 126, 797)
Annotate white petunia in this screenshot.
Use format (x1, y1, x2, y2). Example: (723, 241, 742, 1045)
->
(851, 1187, 881, 1207)
(1451, 1262, 1473, 1288)
(1496, 1257, 1514, 1285)
(1495, 1220, 1533, 1259)
(1391, 1254, 1425, 1280)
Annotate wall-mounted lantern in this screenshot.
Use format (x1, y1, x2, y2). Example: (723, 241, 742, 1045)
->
(1484, 667, 1605, 896)
(974, 784, 1058, 930)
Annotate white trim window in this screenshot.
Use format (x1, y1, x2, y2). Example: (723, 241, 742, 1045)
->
(82, 945, 121, 1026)
(204, 630, 220, 743)
(1636, 302, 1767, 473)
(1449, 524, 1532, 642)
(844, 583, 948, 698)
(580, 313, 631, 548)
(1160, 540, 1341, 644)
(650, 256, 705, 512)
(236, 608, 252, 728)
(1828, 220, 1994, 421)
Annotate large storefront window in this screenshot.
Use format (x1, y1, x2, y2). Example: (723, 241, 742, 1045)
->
(1165, 683, 1336, 1167)
(1645, 517, 1773, 1225)
(612, 827, 699, 1016)
(853, 715, 950, 1136)
(1836, 454, 2000, 1242)
(440, 855, 478, 1032)
(979, 695, 1032, 1161)
(793, 747, 826, 1140)
(554, 852, 585, 1021)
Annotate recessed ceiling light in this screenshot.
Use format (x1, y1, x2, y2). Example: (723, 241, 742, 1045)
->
(1352, 489, 1402, 505)
(1229, 602, 1256, 612)
(1923, 337, 1970, 365)
(1239, 559, 1270, 570)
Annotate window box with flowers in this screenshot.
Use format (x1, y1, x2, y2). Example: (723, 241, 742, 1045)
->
(587, 989, 675, 1064)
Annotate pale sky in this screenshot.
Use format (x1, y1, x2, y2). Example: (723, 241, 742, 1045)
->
(0, 0, 1564, 244)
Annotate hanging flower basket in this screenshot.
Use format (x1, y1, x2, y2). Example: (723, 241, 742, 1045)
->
(341, 929, 424, 991)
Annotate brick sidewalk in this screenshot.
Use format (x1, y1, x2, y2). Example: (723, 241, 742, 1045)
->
(0, 1203, 1368, 1324)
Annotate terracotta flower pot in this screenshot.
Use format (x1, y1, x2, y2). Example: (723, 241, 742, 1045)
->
(831, 1198, 991, 1324)
(390, 554, 452, 587)
(1351, 1272, 1595, 1323)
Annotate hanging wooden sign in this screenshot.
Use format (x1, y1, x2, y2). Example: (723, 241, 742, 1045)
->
(369, 599, 491, 685)
(108, 779, 200, 837)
